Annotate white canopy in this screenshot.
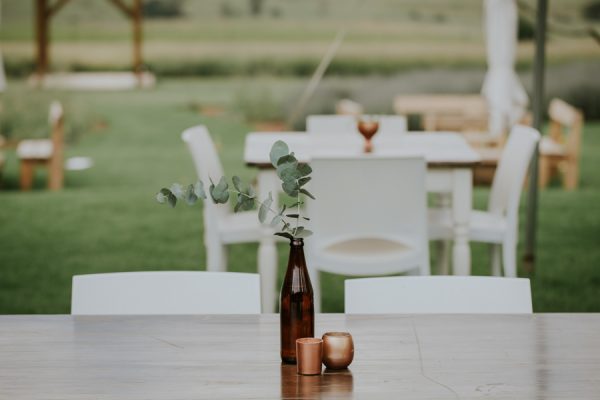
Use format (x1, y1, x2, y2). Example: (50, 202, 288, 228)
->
(482, 0, 529, 137)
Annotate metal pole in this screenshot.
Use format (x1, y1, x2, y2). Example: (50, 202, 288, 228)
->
(523, 0, 547, 273)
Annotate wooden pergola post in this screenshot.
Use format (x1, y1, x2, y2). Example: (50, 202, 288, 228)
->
(34, 0, 143, 79)
(35, 0, 49, 76)
(132, 0, 142, 75)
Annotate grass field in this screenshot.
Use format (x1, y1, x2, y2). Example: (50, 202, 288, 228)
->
(1, 0, 598, 75)
(0, 78, 599, 314)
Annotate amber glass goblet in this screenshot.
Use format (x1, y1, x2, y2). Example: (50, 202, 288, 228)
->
(357, 117, 379, 153)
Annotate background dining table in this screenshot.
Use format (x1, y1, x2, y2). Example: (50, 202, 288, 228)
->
(244, 131, 482, 312)
(1, 313, 598, 399)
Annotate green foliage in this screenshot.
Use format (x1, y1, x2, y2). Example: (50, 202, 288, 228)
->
(583, 1, 600, 21)
(142, 0, 185, 19)
(157, 140, 315, 239)
(518, 15, 535, 41)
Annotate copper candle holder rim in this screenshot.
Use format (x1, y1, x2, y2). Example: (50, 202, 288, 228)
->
(296, 337, 323, 345)
(323, 331, 352, 338)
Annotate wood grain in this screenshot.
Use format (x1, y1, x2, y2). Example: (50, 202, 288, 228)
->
(0, 314, 599, 399)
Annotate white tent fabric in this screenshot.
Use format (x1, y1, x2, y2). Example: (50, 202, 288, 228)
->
(481, 0, 529, 137)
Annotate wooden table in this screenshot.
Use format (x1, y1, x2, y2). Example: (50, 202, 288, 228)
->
(244, 132, 481, 312)
(1, 314, 598, 399)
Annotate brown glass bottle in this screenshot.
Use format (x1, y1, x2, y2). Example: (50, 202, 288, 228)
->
(280, 238, 314, 364)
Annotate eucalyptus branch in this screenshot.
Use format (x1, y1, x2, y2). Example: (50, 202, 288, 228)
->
(156, 140, 315, 240)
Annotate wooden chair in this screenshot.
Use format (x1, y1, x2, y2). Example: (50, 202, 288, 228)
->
(393, 94, 489, 132)
(539, 99, 583, 190)
(345, 276, 532, 314)
(16, 101, 64, 191)
(71, 271, 261, 315)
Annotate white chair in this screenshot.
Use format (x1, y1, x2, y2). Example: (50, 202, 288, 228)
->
(182, 125, 275, 313)
(429, 125, 541, 277)
(345, 276, 532, 314)
(71, 271, 261, 315)
(306, 115, 407, 138)
(306, 156, 430, 312)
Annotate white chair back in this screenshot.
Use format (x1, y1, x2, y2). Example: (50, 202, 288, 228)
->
(181, 125, 228, 219)
(345, 276, 532, 314)
(72, 271, 261, 315)
(306, 156, 429, 275)
(489, 125, 541, 216)
(48, 100, 64, 127)
(306, 115, 407, 137)
(307, 115, 357, 135)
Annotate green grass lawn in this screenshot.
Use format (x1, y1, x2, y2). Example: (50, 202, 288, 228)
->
(0, 78, 599, 314)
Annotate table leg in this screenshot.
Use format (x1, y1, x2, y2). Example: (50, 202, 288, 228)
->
(257, 169, 279, 313)
(434, 192, 452, 275)
(452, 169, 472, 275)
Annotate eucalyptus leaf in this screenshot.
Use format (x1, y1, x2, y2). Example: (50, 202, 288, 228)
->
(282, 180, 299, 197)
(297, 163, 312, 177)
(240, 196, 254, 211)
(210, 176, 230, 204)
(185, 184, 198, 205)
(156, 191, 167, 204)
(276, 153, 297, 167)
(167, 193, 177, 208)
(298, 177, 311, 187)
(259, 193, 273, 223)
(274, 232, 294, 240)
(193, 180, 207, 199)
(296, 229, 313, 238)
(270, 214, 283, 227)
(300, 188, 316, 200)
(286, 213, 300, 218)
(232, 176, 243, 192)
(270, 141, 289, 167)
(170, 183, 184, 199)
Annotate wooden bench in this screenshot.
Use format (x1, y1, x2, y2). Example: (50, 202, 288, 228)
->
(393, 94, 489, 132)
(539, 99, 583, 190)
(16, 101, 65, 191)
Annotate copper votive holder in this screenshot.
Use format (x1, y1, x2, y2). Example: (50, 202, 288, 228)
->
(322, 332, 354, 370)
(296, 338, 323, 375)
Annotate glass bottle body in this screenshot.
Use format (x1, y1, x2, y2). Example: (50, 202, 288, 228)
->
(280, 238, 314, 364)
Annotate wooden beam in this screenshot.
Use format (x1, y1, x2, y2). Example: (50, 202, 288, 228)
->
(46, 0, 72, 18)
(35, 0, 49, 76)
(107, 0, 134, 18)
(132, 0, 142, 74)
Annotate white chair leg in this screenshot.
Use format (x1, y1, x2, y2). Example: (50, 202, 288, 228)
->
(309, 266, 322, 313)
(435, 240, 451, 275)
(502, 241, 517, 278)
(433, 192, 452, 275)
(258, 238, 277, 313)
(206, 237, 227, 272)
(490, 244, 502, 276)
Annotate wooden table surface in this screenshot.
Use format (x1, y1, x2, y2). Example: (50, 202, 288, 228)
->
(1, 314, 599, 399)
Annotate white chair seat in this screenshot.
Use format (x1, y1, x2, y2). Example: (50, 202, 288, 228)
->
(539, 136, 565, 156)
(314, 237, 424, 275)
(17, 139, 53, 159)
(219, 210, 263, 244)
(429, 208, 507, 243)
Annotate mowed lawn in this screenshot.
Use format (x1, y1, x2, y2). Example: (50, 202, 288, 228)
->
(0, 79, 599, 314)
